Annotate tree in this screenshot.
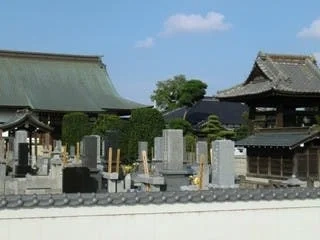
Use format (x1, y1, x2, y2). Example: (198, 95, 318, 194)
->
(184, 134, 196, 152)
(179, 80, 207, 119)
(151, 75, 207, 113)
(151, 75, 187, 112)
(126, 108, 165, 162)
(201, 115, 235, 143)
(91, 114, 123, 136)
(167, 118, 193, 135)
(234, 111, 253, 140)
(62, 112, 91, 147)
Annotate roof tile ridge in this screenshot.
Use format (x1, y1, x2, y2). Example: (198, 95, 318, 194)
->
(305, 57, 320, 80)
(216, 83, 243, 95)
(263, 55, 290, 88)
(256, 54, 278, 82)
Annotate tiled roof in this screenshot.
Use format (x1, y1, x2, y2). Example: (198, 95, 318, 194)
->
(0, 110, 53, 132)
(216, 52, 320, 99)
(163, 97, 247, 126)
(0, 49, 146, 112)
(1, 188, 320, 210)
(236, 130, 320, 148)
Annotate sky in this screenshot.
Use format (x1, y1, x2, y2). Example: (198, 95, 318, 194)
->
(1, 0, 320, 105)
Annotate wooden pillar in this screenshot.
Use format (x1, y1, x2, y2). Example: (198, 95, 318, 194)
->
(275, 105, 284, 128)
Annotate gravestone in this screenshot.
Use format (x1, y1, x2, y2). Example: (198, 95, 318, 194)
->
(69, 145, 75, 158)
(82, 136, 98, 170)
(211, 140, 235, 187)
(54, 140, 62, 152)
(104, 130, 119, 169)
(163, 129, 183, 170)
(124, 174, 131, 191)
(196, 141, 208, 164)
(101, 140, 105, 158)
(14, 130, 28, 160)
(0, 163, 5, 194)
(37, 158, 49, 176)
(91, 135, 100, 163)
(15, 143, 30, 177)
(104, 130, 119, 152)
(153, 137, 163, 161)
(0, 139, 5, 163)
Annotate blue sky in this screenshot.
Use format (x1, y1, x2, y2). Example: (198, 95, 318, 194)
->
(1, 0, 320, 105)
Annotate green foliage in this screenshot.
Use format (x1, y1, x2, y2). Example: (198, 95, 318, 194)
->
(234, 111, 253, 140)
(167, 118, 193, 135)
(178, 80, 207, 108)
(201, 115, 235, 143)
(62, 112, 91, 146)
(91, 114, 122, 136)
(150, 75, 187, 112)
(151, 75, 207, 112)
(184, 134, 196, 152)
(126, 108, 165, 163)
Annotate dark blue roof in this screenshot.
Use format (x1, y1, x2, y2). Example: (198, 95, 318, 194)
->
(163, 97, 247, 126)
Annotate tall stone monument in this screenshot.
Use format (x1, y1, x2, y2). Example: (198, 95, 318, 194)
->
(211, 140, 235, 187)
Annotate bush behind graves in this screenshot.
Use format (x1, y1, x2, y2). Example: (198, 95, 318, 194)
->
(126, 108, 165, 162)
(62, 112, 92, 147)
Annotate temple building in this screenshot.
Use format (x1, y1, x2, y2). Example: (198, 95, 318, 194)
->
(217, 52, 320, 181)
(0, 49, 146, 141)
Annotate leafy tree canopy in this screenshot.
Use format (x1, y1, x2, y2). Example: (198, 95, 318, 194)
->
(151, 75, 207, 112)
(167, 118, 193, 135)
(92, 114, 123, 136)
(179, 80, 207, 108)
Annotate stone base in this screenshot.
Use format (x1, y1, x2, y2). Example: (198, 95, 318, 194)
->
(102, 172, 119, 180)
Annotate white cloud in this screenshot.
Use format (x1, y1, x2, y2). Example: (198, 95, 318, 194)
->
(134, 37, 155, 48)
(297, 18, 320, 39)
(161, 11, 231, 35)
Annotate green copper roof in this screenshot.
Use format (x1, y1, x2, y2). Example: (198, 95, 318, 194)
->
(0, 50, 146, 112)
(216, 52, 320, 100)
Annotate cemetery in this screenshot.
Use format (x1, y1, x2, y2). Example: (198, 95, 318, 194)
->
(1, 50, 320, 239)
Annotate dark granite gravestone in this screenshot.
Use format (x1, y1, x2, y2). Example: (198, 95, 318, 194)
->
(82, 136, 98, 170)
(104, 130, 119, 153)
(63, 167, 99, 193)
(15, 143, 30, 177)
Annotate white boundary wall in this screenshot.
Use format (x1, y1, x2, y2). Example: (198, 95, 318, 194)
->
(0, 199, 320, 240)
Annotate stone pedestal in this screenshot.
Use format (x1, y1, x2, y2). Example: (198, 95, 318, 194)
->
(133, 173, 165, 192)
(160, 169, 191, 191)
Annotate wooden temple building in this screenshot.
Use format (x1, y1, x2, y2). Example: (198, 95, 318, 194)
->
(217, 52, 320, 181)
(0, 49, 146, 149)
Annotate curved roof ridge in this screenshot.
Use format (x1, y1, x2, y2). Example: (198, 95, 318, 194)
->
(0, 49, 103, 62)
(259, 51, 314, 63)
